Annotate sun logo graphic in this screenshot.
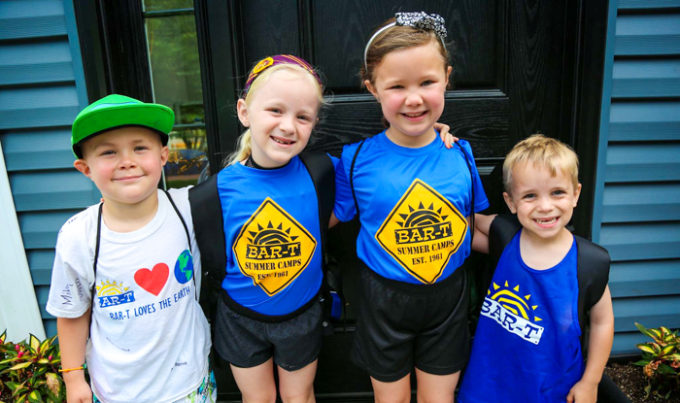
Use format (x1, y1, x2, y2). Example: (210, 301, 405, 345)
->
(480, 280, 545, 344)
(96, 280, 135, 308)
(376, 179, 467, 284)
(233, 198, 316, 296)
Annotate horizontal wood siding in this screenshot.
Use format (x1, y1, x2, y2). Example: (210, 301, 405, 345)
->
(594, 2, 680, 355)
(0, 0, 94, 337)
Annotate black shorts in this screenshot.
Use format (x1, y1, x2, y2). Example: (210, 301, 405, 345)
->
(351, 263, 470, 382)
(213, 297, 323, 371)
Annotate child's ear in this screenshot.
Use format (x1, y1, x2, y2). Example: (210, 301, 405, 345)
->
(445, 66, 453, 87)
(160, 145, 169, 167)
(236, 99, 250, 127)
(73, 159, 91, 178)
(573, 183, 582, 207)
(364, 80, 379, 101)
(503, 191, 517, 214)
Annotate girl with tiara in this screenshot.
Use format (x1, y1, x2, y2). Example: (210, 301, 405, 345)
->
(331, 12, 490, 402)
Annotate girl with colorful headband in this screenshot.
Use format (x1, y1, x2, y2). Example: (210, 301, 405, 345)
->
(201, 54, 326, 402)
(331, 12, 490, 402)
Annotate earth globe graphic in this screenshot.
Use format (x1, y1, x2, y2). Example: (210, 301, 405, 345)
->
(174, 250, 194, 284)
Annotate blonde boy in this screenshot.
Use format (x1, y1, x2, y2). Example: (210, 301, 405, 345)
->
(46, 94, 213, 403)
(458, 134, 614, 403)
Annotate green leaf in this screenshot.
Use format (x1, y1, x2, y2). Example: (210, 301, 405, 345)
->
(37, 358, 49, 365)
(661, 344, 675, 356)
(9, 361, 32, 371)
(38, 339, 50, 355)
(27, 390, 44, 403)
(633, 359, 649, 366)
(28, 334, 40, 354)
(0, 330, 6, 344)
(44, 372, 62, 397)
(636, 322, 655, 338)
(638, 344, 657, 355)
(0, 357, 20, 365)
(5, 381, 21, 391)
(657, 363, 676, 375)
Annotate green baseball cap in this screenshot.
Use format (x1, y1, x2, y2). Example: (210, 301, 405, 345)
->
(71, 94, 174, 158)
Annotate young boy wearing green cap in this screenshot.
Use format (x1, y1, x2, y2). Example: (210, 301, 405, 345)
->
(46, 94, 214, 403)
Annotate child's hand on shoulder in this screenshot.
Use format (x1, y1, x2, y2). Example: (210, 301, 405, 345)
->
(566, 378, 598, 403)
(434, 122, 458, 148)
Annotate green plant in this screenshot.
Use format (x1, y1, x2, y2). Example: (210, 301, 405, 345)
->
(0, 331, 64, 402)
(634, 322, 680, 400)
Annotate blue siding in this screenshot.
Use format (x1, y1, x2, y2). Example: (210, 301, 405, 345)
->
(594, 2, 680, 355)
(0, 0, 97, 337)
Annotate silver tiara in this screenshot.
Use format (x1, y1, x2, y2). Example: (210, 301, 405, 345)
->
(364, 12, 448, 70)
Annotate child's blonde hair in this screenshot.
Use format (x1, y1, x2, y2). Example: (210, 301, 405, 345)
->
(225, 61, 324, 167)
(503, 134, 579, 192)
(361, 18, 451, 87)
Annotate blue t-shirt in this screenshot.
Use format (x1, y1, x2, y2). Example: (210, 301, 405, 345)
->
(458, 231, 584, 402)
(216, 157, 323, 316)
(334, 132, 489, 284)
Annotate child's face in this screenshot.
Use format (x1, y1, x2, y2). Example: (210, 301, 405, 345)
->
(365, 41, 451, 148)
(74, 127, 168, 207)
(503, 162, 582, 243)
(237, 69, 320, 168)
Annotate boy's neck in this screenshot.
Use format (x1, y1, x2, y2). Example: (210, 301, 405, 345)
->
(101, 190, 160, 232)
(519, 227, 574, 270)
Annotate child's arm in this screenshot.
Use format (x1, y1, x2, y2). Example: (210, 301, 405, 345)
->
(471, 213, 496, 253)
(329, 211, 340, 228)
(566, 286, 614, 403)
(57, 312, 93, 403)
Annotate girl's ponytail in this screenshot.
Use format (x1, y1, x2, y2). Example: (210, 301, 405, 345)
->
(224, 129, 252, 167)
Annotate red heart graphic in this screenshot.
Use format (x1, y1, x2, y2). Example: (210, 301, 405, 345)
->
(134, 263, 169, 296)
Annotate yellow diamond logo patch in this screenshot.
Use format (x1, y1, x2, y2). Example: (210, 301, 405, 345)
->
(233, 198, 317, 296)
(375, 179, 468, 284)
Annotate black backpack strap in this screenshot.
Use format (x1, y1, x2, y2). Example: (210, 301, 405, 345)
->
(489, 214, 522, 269)
(299, 151, 342, 331)
(299, 151, 335, 243)
(349, 139, 366, 220)
(456, 142, 476, 243)
(574, 235, 610, 350)
(188, 174, 225, 323)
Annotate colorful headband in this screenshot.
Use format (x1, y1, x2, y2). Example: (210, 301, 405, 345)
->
(363, 12, 448, 70)
(243, 54, 321, 95)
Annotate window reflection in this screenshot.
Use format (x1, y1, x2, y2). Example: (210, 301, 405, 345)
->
(143, 2, 207, 188)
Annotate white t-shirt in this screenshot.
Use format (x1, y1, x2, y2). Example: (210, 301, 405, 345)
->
(46, 188, 211, 403)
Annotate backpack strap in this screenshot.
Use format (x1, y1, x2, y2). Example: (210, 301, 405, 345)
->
(299, 151, 335, 246)
(188, 174, 225, 322)
(349, 139, 366, 220)
(299, 151, 343, 329)
(455, 142, 476, 244)
(488, 214, 522, 270)
(574, 235, 610, 350)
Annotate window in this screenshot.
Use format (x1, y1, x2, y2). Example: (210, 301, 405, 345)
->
(143, 0, 207, 187)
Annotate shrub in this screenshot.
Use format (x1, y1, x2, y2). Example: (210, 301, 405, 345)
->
(634, 322, 680, 400)
(0, 330, 64, 402)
